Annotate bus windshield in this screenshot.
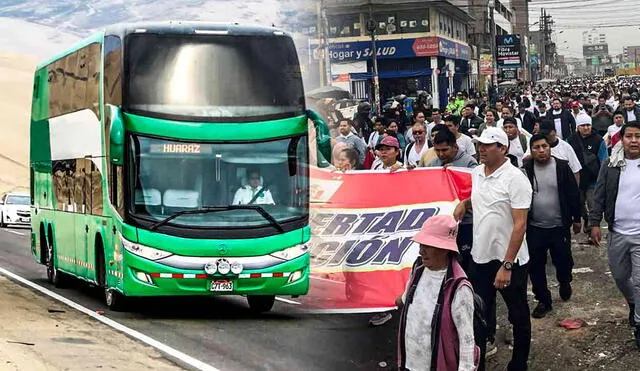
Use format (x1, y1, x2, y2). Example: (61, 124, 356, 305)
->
(128, 135, 309, 230)
(125, 33, 305, 121)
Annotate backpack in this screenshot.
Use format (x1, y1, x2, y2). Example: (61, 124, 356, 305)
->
(403, 258, 486, 370)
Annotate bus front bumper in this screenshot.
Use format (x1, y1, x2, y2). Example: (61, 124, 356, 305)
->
(120, 250, 310, 297)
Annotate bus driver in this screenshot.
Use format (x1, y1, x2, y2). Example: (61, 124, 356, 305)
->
(232, 170, 275, 205)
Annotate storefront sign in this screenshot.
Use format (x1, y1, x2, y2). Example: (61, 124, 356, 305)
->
(312, 37, 470, 62)
(439, 38, 457, 59)
(456, 44, 470, 61)
(501, 68, 518, 80)
(412, 37, 439, 57)
(480, 54, 493, 75)
(496, 34, 522, 68)
(583, 44, 608, 58)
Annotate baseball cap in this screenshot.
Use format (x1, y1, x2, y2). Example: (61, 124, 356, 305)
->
(473, 127, 509, 146)
(411, 215, 459, 253)
(576, 113, 592, 126)
(375, 135, 400, 150)
(571, 101, 581, 108)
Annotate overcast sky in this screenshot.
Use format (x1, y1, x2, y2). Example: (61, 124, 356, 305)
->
(528, 0, 640, 59)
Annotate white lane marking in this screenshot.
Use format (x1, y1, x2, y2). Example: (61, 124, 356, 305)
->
(1, 229, 26, 236)
(0, 267, 221, 371)
(275, 297, 301, 305)
(301, 307, 397, 314)
(310, 276, 345, 285)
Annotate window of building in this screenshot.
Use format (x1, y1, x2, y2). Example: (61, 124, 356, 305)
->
(328, 13, 360, 37)
(366, 9, 429, 35)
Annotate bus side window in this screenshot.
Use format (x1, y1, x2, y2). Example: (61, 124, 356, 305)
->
(110, 164, 125, 218)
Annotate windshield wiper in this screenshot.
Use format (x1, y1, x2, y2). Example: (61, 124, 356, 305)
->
(148, 205, 285, 233)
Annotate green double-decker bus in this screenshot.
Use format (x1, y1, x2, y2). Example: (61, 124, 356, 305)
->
(29, 22, 318, 312)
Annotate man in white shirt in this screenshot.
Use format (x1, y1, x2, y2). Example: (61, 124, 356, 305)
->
(404, 122, 429, 167)
(524, 120, 582, 183)
(589, 122, 640, 349)
(497, 106, 527, 135)
(444, 115, 476, 157)
(606, 112, 625, 148)
(503, 117, 528, 167)
(454, 127, 532, 371)
(427, 108, 443, 140)
(405, 111, 427, 144)
(232, 170, 275, 205)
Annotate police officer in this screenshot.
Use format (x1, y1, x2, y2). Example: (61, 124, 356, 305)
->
(232, 170, 275, 205)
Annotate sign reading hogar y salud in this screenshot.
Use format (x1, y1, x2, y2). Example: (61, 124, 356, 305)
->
(314, 37, 470, 62)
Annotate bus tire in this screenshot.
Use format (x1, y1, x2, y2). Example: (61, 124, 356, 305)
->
(247, 295, 275, 313)
(105, 288, 127, 312)
(44, 230, 65, 288)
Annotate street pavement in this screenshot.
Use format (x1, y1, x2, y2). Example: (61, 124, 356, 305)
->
(0, 226, 399, 371)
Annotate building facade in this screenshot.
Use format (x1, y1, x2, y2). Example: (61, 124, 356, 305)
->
(583, 29, 607, 46)
(311, 0, 474, 109)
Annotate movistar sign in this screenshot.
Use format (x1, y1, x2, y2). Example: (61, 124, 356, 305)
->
(496, 34, 521, 68)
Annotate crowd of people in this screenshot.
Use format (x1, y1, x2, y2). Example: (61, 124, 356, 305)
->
(310, 75, 640, 370)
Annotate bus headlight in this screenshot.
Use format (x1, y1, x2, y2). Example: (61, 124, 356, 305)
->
(270, 244, 309, 261)
(217, 259, 231, 275)
(204, 261, 218, 275)
(119, 233, 173, 261)
(230, 261, 243, 275)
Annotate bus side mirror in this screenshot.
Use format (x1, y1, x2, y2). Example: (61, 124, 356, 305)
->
(306, 109, 332, 168)
(109, 106, 125, 165)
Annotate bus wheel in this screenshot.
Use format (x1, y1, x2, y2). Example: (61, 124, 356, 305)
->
(105, 288, 127, 312)
(247, 295, 275, 313)
(45, 233, 65, 288)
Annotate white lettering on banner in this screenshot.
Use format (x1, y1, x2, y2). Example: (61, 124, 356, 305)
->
(309, 203, 456, 273)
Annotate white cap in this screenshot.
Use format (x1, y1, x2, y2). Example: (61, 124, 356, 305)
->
(576, 113, 592, 126)
(473, 127, 509, 146)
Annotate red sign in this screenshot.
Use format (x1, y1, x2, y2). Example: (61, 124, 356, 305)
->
(412, 36, 439, 57)
(301, 167, 473, 312)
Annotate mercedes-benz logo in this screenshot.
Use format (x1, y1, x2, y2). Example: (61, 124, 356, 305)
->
(217, 244, 228, 255)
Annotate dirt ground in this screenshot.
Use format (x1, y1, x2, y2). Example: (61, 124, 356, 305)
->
(0, 275, 183, 371)
(487, 227, 639, 371)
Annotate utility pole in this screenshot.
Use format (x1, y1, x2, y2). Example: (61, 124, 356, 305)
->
(541, 9, 546, 79)
(489, 0, 496, 85)
(321, 0, 332, 86)
(367, 3, 380, 116)
(316, 0, 325, 87)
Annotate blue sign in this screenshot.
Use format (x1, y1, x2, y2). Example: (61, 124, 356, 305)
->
(456, 44, 470, 61)
(323, 39, 417, 62)
(312, 37, 470, 62)
(439, 38, 456, 59)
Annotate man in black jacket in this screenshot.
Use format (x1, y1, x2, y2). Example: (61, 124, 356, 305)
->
(523, 134, 582, 318)
(545, 98, 577, 140)
(621, 96, 640, 124)
(517, 102, 536, 134)
(459, 104, 484, 136)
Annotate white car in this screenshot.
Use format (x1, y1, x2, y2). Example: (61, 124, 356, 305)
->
(0, 192, 31, 227)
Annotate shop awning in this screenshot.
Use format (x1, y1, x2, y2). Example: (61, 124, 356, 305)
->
(350, 69, 432, 80)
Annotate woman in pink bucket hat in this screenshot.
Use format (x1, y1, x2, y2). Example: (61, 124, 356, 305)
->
(396, 215, 480, 371)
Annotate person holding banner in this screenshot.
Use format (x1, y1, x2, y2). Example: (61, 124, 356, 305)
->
(396, 215, 478, 371)
(427, 129, 478, 273)
(371, 136, 404, 172)
(454, 127, 532, 371)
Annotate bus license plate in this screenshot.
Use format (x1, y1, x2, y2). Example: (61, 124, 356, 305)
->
(210, 280, 233, 292)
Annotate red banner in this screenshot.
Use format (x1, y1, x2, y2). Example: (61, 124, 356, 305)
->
(301, 167, 473, 312)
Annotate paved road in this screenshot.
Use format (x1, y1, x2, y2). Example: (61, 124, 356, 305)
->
(0, 226, 398, 371)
